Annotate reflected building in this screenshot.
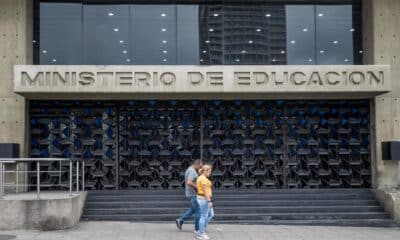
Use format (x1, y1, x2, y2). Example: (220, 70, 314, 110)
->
(200, 5, 287, 65)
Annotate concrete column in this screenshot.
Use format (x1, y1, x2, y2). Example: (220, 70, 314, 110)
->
(0, 0, 33, 191)
(364, 0, 400, 189)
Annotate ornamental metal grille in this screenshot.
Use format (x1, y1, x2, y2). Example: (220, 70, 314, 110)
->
(30, 100, 371, 190)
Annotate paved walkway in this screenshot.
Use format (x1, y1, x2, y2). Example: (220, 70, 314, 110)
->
(1, 222, 400, 240)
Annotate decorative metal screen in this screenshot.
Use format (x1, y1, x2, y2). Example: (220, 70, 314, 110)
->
(30, 100, 371, 190)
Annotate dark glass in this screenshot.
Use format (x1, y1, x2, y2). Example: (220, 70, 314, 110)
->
(83, 4, 130, 65)
(39, 3, 82, 64)
(316, 5, 354, 64)
(37, 1, 363, 65)
(286, 5, 315, 65)
(177, 5, 200, 64)
(131, 5, 177, 64)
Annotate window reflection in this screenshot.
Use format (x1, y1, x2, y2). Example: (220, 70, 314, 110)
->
(286, 5, 315, 65)
(316, 5, 354, 64)
(40, 3, 82, 64)
(83, 5, 130, 65)
(38, 2, 362, 65)
(131, 5, 177, 64)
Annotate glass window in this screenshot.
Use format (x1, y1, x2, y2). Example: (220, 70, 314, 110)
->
(177, 5, 200, 64)
(131, 5, 177, 64)
(286, 5, 315, 65)
(316, 5, 354, 64)
(40, 3, 82, 64)
(36, 1, 362, 65)
(83, 4, 130, 65)
(199, 4, 224, 64)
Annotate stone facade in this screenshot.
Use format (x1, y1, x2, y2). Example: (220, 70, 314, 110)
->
(0, 0, 400, 223)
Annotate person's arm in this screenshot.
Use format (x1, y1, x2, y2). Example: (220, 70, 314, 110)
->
(186, 179, 197, 190)
(187, 171, 197, 190)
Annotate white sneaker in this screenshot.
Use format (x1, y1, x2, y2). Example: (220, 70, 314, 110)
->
(193, 230, 199, 235)
(196, 233, 210, 240)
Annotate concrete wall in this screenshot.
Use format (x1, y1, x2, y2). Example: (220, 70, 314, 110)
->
(0, 0, 31, 156)
(0, 0, 398, 190)
(373, 189, 400, 224)
(0, 192, 87, 230)
(364, 0, 400, 189)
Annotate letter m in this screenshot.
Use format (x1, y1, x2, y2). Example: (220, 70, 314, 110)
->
(21, 71, 43, 86)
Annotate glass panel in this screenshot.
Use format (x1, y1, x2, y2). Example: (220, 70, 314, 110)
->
(316, 5, 354, 64)
(40, 3, 82, 64)
(131, 5, 177, 64)
(199, 4, 224, 64)
(285, 5, 315, 65)
(258, 5, 287, 65)
(37, 2, 362, 65)
(177, 5, 200, 64)
(83, 4, 130, 65)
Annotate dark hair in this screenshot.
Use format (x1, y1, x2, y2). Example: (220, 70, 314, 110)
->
(192, 159, 201, 165)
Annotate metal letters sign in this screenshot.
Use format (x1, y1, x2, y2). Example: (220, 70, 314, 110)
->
(14, 65, 391, 98)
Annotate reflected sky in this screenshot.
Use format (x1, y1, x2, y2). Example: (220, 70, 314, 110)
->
(38, 2, 362, 65)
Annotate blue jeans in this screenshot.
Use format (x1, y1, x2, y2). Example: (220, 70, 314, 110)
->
(197, 198, 214, 234)
(178, 196, 200, 231)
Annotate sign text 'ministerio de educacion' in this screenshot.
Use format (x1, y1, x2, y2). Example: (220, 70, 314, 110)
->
(13, 65, 391, 95)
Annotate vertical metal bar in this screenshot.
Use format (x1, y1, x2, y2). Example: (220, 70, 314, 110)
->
(69, 160, 72, 197)
(76, 160, 79, 193)
(200, 108, 204, 164)
(24, 162, 28, 192)
(59, 160, 62, 190)
(36, 161, 40, 199)
(82, 160, 85, 191)
(0, 163, 3, 197)
(116, 104, 120, 190)
(282, 106, 288, 189)
(16, 163, 18, 193)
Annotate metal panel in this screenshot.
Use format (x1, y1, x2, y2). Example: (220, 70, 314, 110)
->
(29, 100, 371, 189)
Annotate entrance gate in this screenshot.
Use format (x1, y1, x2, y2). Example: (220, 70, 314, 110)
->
(29, 100, 371, 190)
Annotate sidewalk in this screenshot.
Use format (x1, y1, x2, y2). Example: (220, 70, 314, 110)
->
(1, 222, 400, 240)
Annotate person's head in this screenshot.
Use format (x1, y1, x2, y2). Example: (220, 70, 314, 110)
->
(192, 159, 202, 170)
(199, 164, 212, 178)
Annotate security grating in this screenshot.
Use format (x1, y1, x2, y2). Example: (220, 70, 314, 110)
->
(30, 100, 371, 190)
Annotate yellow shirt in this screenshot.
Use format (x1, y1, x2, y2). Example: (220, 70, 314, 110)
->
(197, 175, 212, 198)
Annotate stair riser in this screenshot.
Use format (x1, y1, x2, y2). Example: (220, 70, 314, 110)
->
(84, 206, 384, 215)
(87, 189, 373, 196)
(86, 200, 380, 208)
(82, 213, 390, 221)
(87, 195, 375, 202)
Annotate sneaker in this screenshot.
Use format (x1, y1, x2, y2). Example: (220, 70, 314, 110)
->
(175, 219, 182, 231)
(193, 230, 199, 235)
(196, 233, 210, 240)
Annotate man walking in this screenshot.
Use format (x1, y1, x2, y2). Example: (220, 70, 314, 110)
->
(176, 159, 202, 233)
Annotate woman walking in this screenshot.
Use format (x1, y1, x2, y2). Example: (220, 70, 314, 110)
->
(196, 164, 214, 240)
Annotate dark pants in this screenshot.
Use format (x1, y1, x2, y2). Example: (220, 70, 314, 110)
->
(178, 195, 200, 231)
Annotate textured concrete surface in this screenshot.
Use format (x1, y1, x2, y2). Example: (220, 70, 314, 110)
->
(364, 0, 400, 190)
(374, 189, 400, 224)
(0, 222, 400, 240)
(0, 192, 87, 231)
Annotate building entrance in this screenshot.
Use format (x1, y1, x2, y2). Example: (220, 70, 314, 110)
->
(30, 100, 371, 190)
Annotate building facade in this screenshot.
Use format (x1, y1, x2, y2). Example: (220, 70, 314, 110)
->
(0, 0, 399, 207)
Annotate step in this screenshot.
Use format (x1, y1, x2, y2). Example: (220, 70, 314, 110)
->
(84, 205, 384, 215)
(81, 212, 391, 222)
(87, 193, 375, 201)
(209, 219, 398, 227)
(87, 189, 372, 196)
(85, 199, 380, 208)
(80, 217, 397, 227)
